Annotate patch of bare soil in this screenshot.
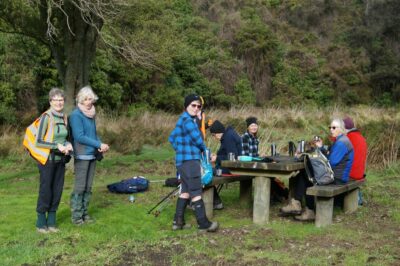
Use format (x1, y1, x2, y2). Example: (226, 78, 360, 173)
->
(111, 227, 283, 265)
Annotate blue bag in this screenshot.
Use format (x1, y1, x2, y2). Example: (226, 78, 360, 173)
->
(107, 176, 149, 194)
(201, 149, 213, 186)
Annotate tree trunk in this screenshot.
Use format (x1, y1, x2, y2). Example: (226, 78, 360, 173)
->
(47, 2, 103, 113)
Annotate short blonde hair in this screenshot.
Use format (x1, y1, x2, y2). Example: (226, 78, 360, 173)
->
(49, 88, 65, 101)
(331, 118, 346, 135)
(76, 86, 98, 104)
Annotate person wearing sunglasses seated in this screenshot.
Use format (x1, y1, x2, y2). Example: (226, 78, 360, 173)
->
(280, 118, 354, 221)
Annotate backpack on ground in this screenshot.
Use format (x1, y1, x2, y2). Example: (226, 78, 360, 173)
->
(164, 177, 180, 187)
(107, 176, 149, 193)
(303, 149, 334, 185)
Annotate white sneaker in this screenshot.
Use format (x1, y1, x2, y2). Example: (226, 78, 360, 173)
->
(36, 227, 48, 234)
(47, 227, 60, 233)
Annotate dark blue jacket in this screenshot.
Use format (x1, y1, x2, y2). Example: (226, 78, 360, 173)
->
(216, 126, 242, 171)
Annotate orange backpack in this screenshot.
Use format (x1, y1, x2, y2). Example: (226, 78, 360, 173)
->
(22, 111, 55, 165)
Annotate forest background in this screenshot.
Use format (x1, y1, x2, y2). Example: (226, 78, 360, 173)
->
(0, 0, 400, 125)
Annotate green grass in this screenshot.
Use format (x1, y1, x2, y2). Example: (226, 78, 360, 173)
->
(0, 145, 399, 265)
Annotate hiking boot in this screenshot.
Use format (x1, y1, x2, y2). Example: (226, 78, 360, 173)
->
(72, 218, 85, 225)
(83, 215, 95, 224)
(294, 207, 315, 221)
(47, 211, 57, 228)
(279, 199, 302, 216)
(36, 212, 47, 229)
(82, 192, 92, 222)
(193, 199, 219, 232)
(199, 221, 219, 233)
(172, 222, 192, 231)
(213, 203, 224, 210)
(47, 226, 60, 233)
(36, 227, 48, 234)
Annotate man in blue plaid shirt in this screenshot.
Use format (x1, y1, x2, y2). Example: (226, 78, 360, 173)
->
(241, 117, 260, 157)
(169, 94, 219, 232)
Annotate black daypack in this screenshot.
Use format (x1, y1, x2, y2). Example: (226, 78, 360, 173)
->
(107, 176, 149, 193)
(303, 149, 334, 185)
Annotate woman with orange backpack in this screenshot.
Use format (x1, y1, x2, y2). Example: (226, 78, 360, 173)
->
(32, 88, 73, 233)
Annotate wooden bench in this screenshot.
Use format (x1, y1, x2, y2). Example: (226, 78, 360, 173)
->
(306, 179, 365, 227)
(202, 174, 254, 219)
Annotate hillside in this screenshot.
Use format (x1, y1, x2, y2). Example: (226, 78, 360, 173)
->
(0, 0, 399, 124)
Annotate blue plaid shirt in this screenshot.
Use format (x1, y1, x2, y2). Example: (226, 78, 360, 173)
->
(241, 131, 259, 157)
(169, 111, 206, 166)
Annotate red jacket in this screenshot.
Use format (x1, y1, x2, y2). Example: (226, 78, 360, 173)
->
(347, 129, 367, 179)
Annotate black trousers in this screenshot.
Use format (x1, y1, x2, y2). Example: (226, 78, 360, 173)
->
(36, 161, 65, 213)
(292, 170, 315, 210)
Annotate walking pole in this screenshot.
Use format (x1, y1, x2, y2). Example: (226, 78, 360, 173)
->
(147, 186, 180, 215)
(151, 188, 180, 217)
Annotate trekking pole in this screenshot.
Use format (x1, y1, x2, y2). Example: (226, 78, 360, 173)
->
(147, 186, 180, 215)
(151, 189, 180, 217)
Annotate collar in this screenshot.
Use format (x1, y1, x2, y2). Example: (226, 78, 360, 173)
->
(49, 108, 64, 118)
(246, 130, 257, 138)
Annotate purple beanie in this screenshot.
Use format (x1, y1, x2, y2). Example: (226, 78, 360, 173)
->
(343, 117, 355, 129)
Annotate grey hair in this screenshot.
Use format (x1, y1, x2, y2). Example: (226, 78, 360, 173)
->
(49, 88, 65, 101)
(331, 118, 346, 134)
(76, 85, 98, 104)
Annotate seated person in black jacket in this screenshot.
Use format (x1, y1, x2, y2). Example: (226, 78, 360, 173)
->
(209, 120, 243, 209)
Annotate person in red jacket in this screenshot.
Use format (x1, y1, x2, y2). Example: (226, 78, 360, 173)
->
(343, 116, 367, 180)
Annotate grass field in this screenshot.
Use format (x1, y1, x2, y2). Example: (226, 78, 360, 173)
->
(1, 145, 399, 265)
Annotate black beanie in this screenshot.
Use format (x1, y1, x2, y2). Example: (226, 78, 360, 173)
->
(246, 117, 258, 128)
(184, 94, 201, 109)
(210, 120, 225, 134)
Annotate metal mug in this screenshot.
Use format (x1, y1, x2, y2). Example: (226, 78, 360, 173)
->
(271, 143, 276, 156)
(216, 168, 222, 176)
(228, 152, 235, 161)
(298, 140, 305, 153)
(288, 141, 295, 157)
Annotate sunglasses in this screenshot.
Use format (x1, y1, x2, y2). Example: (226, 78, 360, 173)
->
(190, 104, 202, 109)
(328, 126, 337, 130)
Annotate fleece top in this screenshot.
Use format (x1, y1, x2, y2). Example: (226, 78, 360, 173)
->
(69, 108, 101, 160)
(347, 129, 367, 179)
(169, 111, 206, 167)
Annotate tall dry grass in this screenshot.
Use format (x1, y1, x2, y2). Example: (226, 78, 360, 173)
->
(1, 106, 399, 169)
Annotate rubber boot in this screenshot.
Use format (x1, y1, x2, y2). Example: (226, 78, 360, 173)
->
(36, 212, 47, 233)
(172, 197, 191, 230)
(193, 199, 219, 232)
(82, 191, 95, 223)
(70, 193, 84, 225)
(279, 198, 302, 216)
(47, 212, 59, 232)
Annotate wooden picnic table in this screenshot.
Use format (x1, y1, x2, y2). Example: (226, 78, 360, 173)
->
(221, 157, 304, 225)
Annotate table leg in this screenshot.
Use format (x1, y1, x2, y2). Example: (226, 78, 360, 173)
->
(239, 179, 252, 204)
(202, 186, 214, 219)
(253, 176, 271, 225)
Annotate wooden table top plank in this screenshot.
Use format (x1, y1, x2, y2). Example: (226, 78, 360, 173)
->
(221, 159, 304, 172)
